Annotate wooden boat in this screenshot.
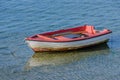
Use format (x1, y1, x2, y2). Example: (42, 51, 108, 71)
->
(25, 25, 112, 52)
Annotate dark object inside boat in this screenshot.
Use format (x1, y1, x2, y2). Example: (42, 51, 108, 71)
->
(61, 33, 88, 39)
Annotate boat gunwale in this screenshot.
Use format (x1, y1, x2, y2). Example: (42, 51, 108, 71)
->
(26, 31, 112, 43)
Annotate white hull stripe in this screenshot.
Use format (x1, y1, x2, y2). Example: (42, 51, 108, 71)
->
(26, 34, 111, 50)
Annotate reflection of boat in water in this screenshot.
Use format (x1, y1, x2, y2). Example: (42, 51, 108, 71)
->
(25, 43, 110, 70)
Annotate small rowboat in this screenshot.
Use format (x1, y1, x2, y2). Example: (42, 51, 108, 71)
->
(25, 25, 112, 52)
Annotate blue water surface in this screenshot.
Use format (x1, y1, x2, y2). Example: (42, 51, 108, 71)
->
(0, 0, 120, 80)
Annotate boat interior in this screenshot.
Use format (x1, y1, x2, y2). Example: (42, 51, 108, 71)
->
(27, 25, 109, 41)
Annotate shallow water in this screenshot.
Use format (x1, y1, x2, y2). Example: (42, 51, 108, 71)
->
(0, 0, 120, 80)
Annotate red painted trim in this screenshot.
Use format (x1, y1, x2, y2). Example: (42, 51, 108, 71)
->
(25, 25, 112, 42)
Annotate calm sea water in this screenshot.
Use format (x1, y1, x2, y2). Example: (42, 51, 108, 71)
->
(0, 0, 120, 80)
